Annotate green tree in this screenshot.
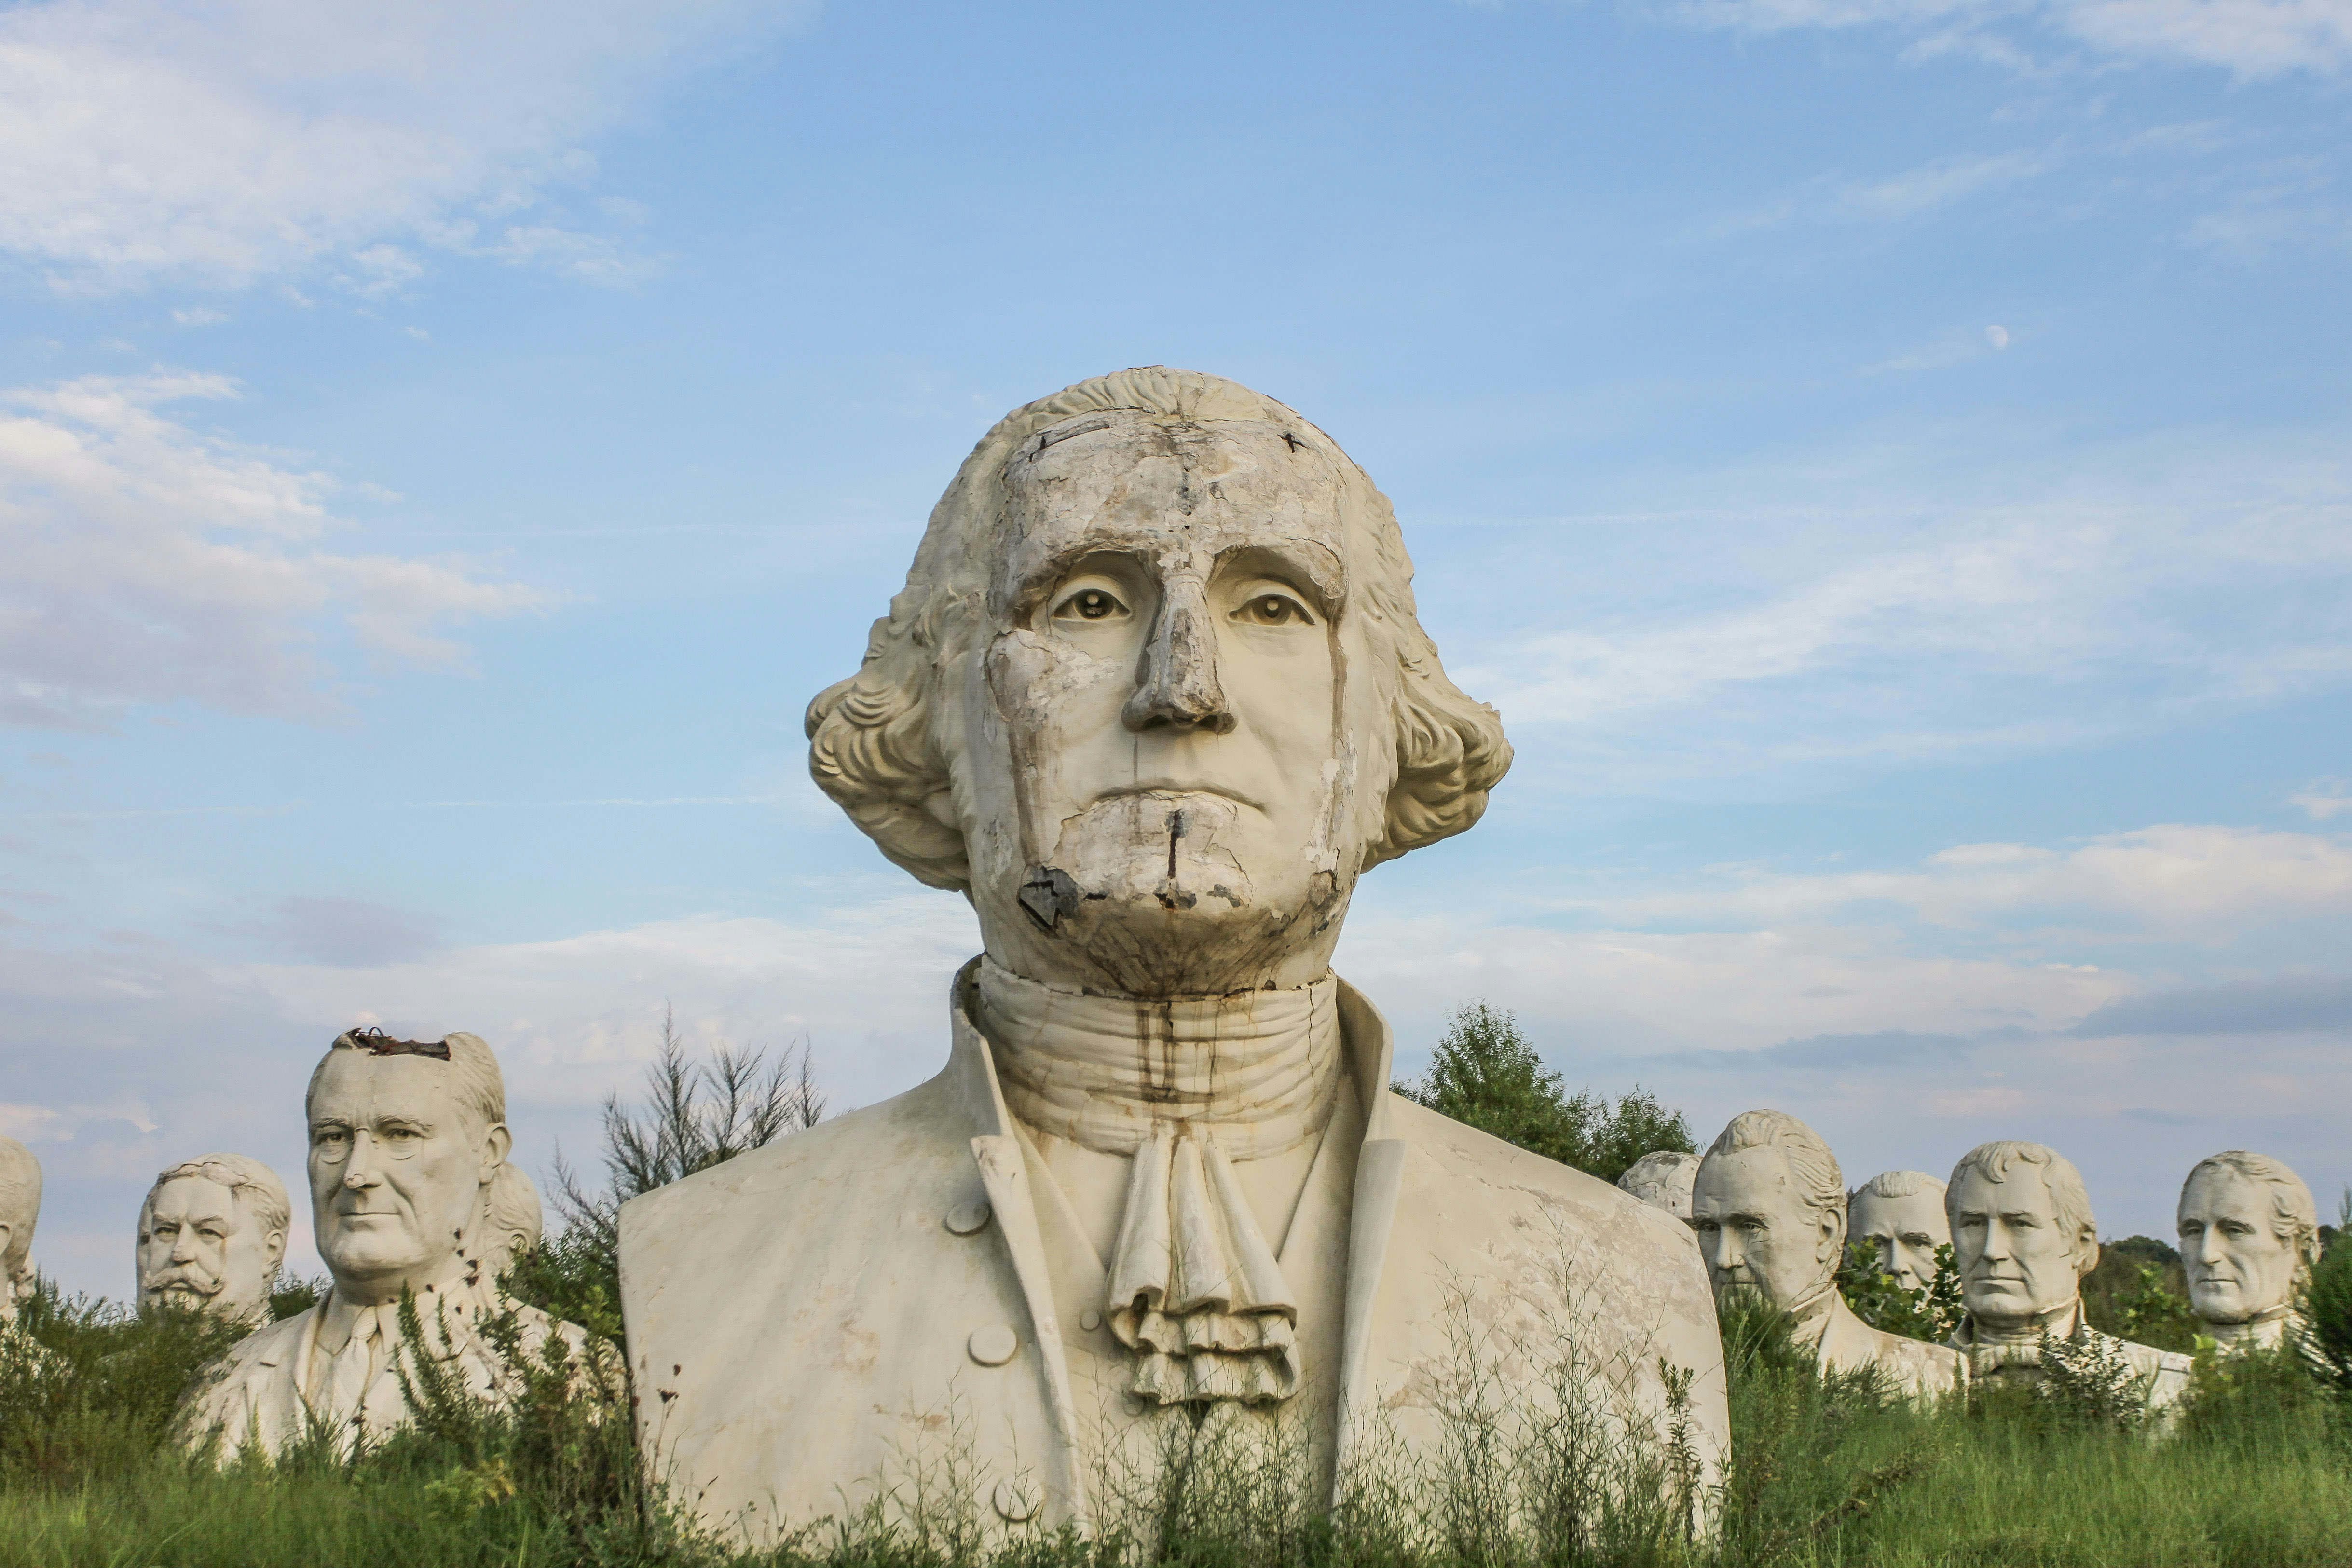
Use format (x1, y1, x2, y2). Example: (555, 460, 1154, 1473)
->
(1395, 1001, 1693, 1183)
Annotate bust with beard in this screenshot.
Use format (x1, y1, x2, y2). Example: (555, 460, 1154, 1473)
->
(617, 368, 1729, 1541)
(137, 1154, 291, 1328)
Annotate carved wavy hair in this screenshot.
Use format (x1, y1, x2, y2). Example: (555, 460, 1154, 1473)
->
(1851, 1169, 1945, 1206)
(1948, 1140, 2098, 1274)
(1707, 1109, 1847, 1253)
(0, 1134, 38, 1297)
(2184, 1149, 2321, 1277)
(308, 1030, 534, 1280)
(144, 1154, 293, 1262)
(804, 366, 1513, 891)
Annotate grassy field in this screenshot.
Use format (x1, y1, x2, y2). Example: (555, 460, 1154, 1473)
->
(6, 1268, 2351, 1568)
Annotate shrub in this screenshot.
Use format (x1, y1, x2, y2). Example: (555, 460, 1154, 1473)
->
(1836, 1241, 1964, 1343)
(1396, 1002, 1693, 1183)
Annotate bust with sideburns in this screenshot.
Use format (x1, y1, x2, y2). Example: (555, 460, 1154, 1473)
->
(1691, 1111, 1961, 1399)
(2177, 1150, 2319, 1352)
(1945, 1139, 2190, 1407)
(182, 1029, 599, 1458)
(618, 367, 1728, 1540)
(137, 1154, 290, 1327)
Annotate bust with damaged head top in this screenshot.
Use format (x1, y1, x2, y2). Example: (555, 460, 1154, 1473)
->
(619, 368, 1727, 1543)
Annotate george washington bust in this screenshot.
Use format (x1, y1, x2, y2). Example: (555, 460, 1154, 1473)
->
(618, 368, 1726, 1540)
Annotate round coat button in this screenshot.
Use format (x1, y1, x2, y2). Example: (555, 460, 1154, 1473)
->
(1079, 1308, 1103, 1332)
(944, 1200, 992, 1236)
(992, 1476, 1039, 1522)
(968, 1324, 1019, 1366)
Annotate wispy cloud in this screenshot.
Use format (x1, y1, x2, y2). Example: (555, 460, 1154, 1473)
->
(0, 371, 554, 728)
(1456, 424, 2352, 775)
(1534, 824, 2352, 936)
(1645, 0, 2352, 78)
(2292, 780, 2352, 820)
(0, 0, 810, 293)
(1839, 150, 2049, 219)
(2070, 972, 2352, 1036)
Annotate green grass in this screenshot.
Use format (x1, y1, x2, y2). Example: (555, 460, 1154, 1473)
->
(5, 1273, 2349, 1568)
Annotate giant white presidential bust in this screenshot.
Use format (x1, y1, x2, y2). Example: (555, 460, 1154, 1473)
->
(2177, 1150, 2319, 1352)
(0, 1134, 39, 1331)
(137, 1154, 290, 1327)
(1848, 1170, 1950, 1293)
(183, 1029, 598, 1458)
(618, 367, 1727, 1538)
(1691, 1112, 1962, 1399)
(1946, 1140, 2190, 1409)
(1618, 1150, 1699, 1220)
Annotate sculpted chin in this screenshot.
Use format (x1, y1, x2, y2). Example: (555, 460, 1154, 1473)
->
(617, 367, 1728, 1541)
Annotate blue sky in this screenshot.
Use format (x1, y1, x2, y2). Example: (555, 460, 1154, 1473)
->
(3, 0, 2348, 1296)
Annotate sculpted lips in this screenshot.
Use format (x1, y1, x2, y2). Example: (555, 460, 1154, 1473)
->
(1091, 783, 1263, 810)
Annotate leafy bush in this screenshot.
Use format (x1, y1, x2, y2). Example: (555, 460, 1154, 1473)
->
(1836, 1241, 1965, 1343)
(541, 1007, 824, 1355)
(1396, 1002, 1693, 1183)
(2080, 1235, 2200, 1353)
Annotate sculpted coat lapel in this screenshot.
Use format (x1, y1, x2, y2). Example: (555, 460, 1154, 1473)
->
(619, 962, 1727, 1541)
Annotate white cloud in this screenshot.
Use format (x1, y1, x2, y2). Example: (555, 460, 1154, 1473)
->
(238, 899, 987, 1114)
(2291, 780, 2352, 820)
(169, 307, 227, 327)
(0, 371, 553, 727)
(0, 0, 809, 293)
(1651, 0, 2352, 77)
(1458, 424, 2352, 771)
(1838, 150, 2049, 219)
(1538, 823, 2352, 935)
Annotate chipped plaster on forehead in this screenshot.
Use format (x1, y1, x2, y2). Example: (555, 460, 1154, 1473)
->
(990, 414, 1351, 627)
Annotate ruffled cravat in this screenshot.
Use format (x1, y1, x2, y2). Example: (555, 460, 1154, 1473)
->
(978, 959, 1343, 1406)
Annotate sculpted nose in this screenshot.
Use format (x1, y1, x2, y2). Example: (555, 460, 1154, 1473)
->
(1122, 573, 1234, 736)
(343, 1132, 383, 1187)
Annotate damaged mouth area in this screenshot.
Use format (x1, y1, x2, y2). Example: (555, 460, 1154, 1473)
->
(1018, 806, 1254, 934)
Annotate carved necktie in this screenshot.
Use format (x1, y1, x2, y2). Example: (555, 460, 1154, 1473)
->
(979, 960, 1342, 1406)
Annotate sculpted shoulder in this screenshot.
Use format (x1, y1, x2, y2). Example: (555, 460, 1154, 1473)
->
(618, 1071, 966, 1266)
(1382, 1093, 1703, 1262)
(207, 1308, 308, 1376)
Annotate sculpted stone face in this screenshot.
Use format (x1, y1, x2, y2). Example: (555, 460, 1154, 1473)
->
(1949, 1165, 2086, 1327)
(0, 1135, 35, 1329)
(137, 1174, 283, 1323)
(963, 416, 1374, 996)
(2179, 1167, 2300, 1325)
(1691, 1146, 1839, 1312)
(1849, 1186, 1949, 1292)
(308, 1051, 509, 1305)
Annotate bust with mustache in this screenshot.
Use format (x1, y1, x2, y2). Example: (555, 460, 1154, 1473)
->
(137, 1154, 290, 1327)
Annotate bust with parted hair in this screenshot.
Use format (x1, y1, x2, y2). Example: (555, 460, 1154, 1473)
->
(1945, 1139, 2191, 1407)
(182, 1028, 598, 1459)
(1691, 1111, 1962, 1399)
(0, 1134, 39, 1327)
(2178, 1149, 2320, 1350)
(620, 368, 1728, 1541)
(137, 1153, 291, 1326)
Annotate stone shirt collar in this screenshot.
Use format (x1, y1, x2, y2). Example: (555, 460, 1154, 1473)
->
(976, 956, 1344, 1162)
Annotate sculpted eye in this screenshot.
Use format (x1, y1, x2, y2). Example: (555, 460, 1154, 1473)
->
(1233, 591, 1313, 627)
(1052, 586, 1128, 624)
